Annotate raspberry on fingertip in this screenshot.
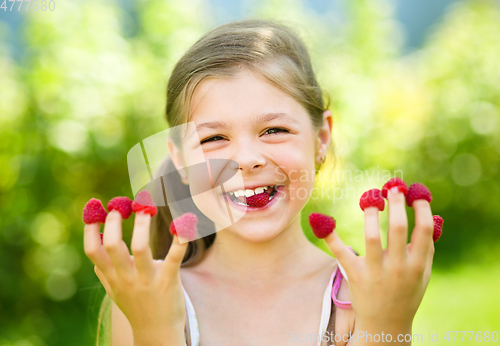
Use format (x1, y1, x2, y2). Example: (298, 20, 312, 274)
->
(83, 198, 108, 224)
(107, 197, 133, 219)
(381, 177, 408, 199)
(132, 190, 158, 217)
(359, 188, 385, 211)
(308, 212, 336, 239)
(169, 213, 198, 241)
(433, 215, 444, 242)
(405, 182, 432, 207)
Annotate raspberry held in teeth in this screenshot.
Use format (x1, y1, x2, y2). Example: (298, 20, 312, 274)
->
(245, 187, 274, 207)
(227, 186, 279, 208)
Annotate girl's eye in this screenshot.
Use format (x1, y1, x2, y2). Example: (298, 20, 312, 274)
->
(200, 135, 224, 144)
(200, 127, 289, 145)
(265, 127, 289, 136)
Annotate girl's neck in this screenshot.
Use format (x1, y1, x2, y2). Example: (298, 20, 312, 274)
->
(197, 215, 333, 286)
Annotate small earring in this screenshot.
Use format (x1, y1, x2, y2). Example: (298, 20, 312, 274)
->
(321, 155, 325, 162)
(180, 171, 188, 183)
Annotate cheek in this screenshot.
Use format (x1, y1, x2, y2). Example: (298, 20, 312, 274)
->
(281, 156, 316, 184)
(288, 169, 308, 185)
(275, 143, 315, 170)
(179, 146, 207, 167)
(283, 167, 316, 202)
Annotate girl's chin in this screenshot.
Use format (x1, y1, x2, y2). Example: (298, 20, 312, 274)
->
(217, 224, 283, 243)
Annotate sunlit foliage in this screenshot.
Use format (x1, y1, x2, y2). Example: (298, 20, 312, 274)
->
(0, 0, 498, 344)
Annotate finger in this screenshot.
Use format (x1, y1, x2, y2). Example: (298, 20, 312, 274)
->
(103, 211, 134, 276)
(423, 239, 434, 283)
(363, 206, 383, 264)
(408, 200, 434, 264)
(84, 223, 114, 277)
(95, 265, 112, 295)
(324, 230, 357, 274)
(387, 187, 409, 260)
(160, 235, 189, 277)
(130, 212, 155, 279)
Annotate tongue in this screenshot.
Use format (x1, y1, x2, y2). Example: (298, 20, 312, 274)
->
(243, 188, 273, 208)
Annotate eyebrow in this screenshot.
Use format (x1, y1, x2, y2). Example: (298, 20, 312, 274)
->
(195, 112, 299, 133)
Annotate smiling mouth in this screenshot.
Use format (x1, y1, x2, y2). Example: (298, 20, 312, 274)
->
(222, 185, 281, 207)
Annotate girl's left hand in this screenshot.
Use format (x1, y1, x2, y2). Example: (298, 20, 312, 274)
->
(325, 186, 435, 334)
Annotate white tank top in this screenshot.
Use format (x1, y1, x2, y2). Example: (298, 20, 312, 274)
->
(181, 262, 349, 346)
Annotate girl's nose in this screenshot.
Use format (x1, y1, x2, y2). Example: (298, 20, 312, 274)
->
(232, 144, 266, 172)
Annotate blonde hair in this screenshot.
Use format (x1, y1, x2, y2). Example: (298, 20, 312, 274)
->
(96, 18, 335, 345)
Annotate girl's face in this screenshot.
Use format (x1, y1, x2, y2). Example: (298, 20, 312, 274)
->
(176, 67, 331, 242)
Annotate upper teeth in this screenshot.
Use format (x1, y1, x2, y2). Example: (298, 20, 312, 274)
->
(228, 186, 275, 197)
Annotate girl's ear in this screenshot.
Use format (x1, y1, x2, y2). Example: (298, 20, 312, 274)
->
(316, 110, 333, 158)
(166, 138, 189, 185)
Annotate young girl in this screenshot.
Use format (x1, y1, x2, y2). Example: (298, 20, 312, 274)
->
(83, 19, 435, 346)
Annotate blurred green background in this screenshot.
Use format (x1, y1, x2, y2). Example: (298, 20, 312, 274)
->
(0, 0, 499, 344)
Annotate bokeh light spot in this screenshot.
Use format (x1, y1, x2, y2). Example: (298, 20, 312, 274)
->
(469, 101, 499, 135)
(30, 212, 67, 246)
(48, 120, 88, 154)
(451, 153, 482, 186)
(45, 272, 77, 301)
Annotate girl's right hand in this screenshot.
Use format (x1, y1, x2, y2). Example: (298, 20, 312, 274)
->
(84, 210, 189, 343)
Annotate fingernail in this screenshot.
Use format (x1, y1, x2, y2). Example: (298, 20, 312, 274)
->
(178, 236, 189, 244)
(390, 186, 400, 194)
(173, 235, 185, 245)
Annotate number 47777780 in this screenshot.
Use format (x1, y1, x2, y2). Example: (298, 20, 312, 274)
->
(1, 0, 55, 11)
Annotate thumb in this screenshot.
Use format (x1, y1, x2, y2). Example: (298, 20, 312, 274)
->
(94, 265, 113, 295)
(160, 235, 189, 277)
(324, 231, 356, 275)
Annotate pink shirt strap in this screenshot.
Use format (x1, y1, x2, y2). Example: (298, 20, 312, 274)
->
(331, 266, 352, 309)
(331, 246, 356, 310)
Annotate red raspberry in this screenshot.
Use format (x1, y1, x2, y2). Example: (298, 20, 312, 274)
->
(433, 215, 444, 242)
(169, 212, 198, 241)
(381, 177, 408, 199)
(406, 182, 432, 207)
(308, 212, 336, 239)
(83, 198, 108, 224)
(132, 190, 158, 217)
(245, 188, 273, 208)
(107, 196, 133, 219)
(359, 188, 385, 211)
